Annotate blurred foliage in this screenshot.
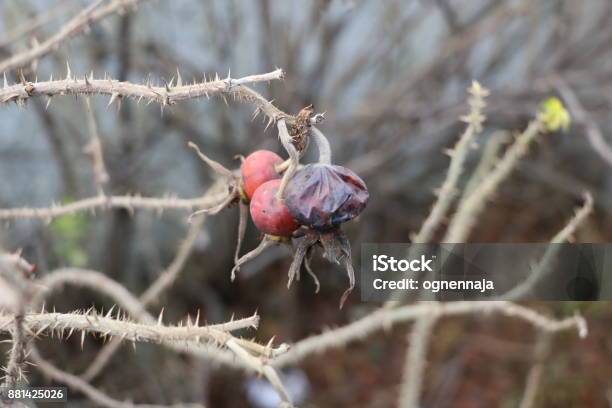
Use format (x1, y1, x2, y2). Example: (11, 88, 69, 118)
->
(540, 97, 572, 132)
(49, 204, 89, 267)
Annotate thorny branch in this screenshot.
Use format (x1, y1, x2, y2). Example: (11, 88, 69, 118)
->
(30, 264, 293, 403)
(413, 81, 488, 244)
(0, 180, 228, 221)
(443, 119, 544, 243)
(0, 311, 259, 346)
(0, 68, 285, 113)
(0, 253, 35, 388)
(270, 301, 587, 368)
(83, 215, 207, 381)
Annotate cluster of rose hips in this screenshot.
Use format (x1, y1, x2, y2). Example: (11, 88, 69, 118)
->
(188, 115, 368, 307)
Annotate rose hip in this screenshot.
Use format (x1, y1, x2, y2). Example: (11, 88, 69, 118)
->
(284, 164, 369, 231)
(250, 179, 299, 237)
(241, 150, 284, 199)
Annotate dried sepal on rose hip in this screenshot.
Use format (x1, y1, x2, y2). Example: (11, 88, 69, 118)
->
(187, 142, 287, 262)
(288, 227, 355, 306)
(231, 179, 299, 280)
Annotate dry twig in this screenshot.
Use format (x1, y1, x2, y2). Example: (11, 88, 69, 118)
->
(444, 119, 543, 243)
(398, 309, 440, 408)
(0, 68, 284, 112)
(29, 347, 205, 408)
(413, 81, 488, 244)
(502, 192, 593, 300)
(0, 0, 144, 74)
(0, 181, 227, 221)
(83, 215, 207, 380)
(271, 301, 586, 368)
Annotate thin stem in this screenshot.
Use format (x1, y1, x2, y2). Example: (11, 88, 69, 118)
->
(398, 311, 440, 408)
(413, 81, 488, 244)
(276, 119, 300, 199)
(271, 301, 586, 368)
(310, 125, 332, 165)
(444, 118, 543, 243)
(29, 347, 205, 408)
(0, 187, 227, 221)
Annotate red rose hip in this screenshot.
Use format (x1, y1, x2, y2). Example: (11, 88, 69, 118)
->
(241, 150, 284, 199)
(250, 179, 299, 236)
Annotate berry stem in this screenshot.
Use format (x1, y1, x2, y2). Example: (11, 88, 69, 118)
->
(311, 126, 332, 165)
(276, 119, 300, 199)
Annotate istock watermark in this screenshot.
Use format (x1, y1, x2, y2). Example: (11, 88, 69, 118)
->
(372, 254, 434, 272)
(361, 243, 612, 302)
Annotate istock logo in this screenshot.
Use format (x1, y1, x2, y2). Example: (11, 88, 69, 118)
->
(372, 254, 435, 272)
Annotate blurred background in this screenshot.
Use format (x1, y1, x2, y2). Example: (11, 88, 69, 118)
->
(0, 0, 611, 406)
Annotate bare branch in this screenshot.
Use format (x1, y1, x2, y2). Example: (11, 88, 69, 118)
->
(518, 333, 552, 408)
(553, 76, 612, 167)
(0, 181, 228, 221)
(0, 1, 77, 50)
(83, 96, 109, 192)
(444, 118, 543, 243)
(0, 253, 35, 387)
(226, 339, 294, 407)
(29, 347, 205, 408)
(271, 301, 586, 368)
(461, 131, 509, 198)
(502, 192, 593, 300)
(413, 81, 489, 244)
(82, 215, 207, 380)
(0, 0, 144, 74)
(398, 311, 440, 408)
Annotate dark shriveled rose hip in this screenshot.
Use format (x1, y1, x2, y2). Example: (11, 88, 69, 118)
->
(284, 164, 369, 231)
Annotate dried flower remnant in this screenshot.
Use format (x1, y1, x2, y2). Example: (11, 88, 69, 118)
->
(288, 227, 357, 308)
